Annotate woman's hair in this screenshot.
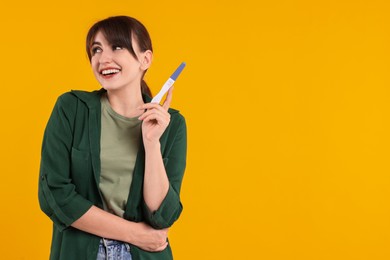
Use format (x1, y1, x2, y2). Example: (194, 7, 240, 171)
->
(86, 16, 153, 97)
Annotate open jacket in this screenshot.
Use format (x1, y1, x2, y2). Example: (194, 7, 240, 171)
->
(38, 89, 187, 260)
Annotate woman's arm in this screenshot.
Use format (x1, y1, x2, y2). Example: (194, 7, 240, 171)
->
(143, 141, 170, 211)
(138, 88, 173, 211)
(71, 206, 168, 252)
(138, 88, 187, 229)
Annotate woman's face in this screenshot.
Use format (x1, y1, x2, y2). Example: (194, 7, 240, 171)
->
(90, 31, 149, 91)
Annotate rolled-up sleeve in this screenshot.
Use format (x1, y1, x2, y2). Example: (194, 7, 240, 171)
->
(38, 94, 93, 231)
(142, 115, 187, 229)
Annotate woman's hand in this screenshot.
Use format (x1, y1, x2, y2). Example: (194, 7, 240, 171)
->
(129, 222, 169, 252)
(138, 87, 173, 146)
(71, 206, 168, 252)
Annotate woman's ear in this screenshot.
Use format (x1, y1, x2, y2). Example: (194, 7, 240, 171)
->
(140, 50, 153, 70)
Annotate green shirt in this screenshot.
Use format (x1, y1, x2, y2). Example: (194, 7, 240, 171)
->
(38, 89, 187, 260)
(100, 94, 141, 217)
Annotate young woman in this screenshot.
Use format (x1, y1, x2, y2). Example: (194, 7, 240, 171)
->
(38, 16, 187, 260)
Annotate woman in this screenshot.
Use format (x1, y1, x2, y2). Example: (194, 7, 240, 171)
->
(38, 16, 187, 260)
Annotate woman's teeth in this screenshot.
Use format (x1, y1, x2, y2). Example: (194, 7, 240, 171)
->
(102, 69, 120, 75)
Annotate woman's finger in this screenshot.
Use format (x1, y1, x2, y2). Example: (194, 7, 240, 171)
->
(142, 115, 169, 127)
(140, 111, 169, 124)
(153, 242, 168, 252)
(138, 108, 170, 121)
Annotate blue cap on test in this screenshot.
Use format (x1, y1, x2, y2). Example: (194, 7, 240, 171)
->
(170, 62, 186, 81)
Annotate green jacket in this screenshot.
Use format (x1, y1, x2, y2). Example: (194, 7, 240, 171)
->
(38, 89, 187, 260)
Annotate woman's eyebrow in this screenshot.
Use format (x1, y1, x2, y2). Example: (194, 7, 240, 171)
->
(91, 41, 102, 46)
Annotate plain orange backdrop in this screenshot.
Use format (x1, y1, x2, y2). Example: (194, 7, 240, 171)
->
(0, 0, 390, 259)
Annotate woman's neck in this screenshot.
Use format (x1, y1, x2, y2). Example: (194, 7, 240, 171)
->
(106, 86, 145, 118)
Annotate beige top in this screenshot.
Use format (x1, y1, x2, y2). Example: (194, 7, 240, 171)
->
(99, 94, 142, 217)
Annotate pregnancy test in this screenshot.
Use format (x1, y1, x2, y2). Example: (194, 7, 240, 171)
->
(151, 62, 186, 103)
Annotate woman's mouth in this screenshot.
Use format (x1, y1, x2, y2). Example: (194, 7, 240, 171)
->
(100, 68, 121, 78)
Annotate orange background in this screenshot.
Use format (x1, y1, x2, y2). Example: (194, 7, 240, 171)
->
(0, 0, 390, 259)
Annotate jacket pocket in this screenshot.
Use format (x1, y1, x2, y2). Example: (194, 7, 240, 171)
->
(70, 147, 92, 190)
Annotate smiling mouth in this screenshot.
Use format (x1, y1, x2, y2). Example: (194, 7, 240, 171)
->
(100, 69, 121, 76)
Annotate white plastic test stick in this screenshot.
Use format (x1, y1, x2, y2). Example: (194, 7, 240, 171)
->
(151, 62, 186, 104)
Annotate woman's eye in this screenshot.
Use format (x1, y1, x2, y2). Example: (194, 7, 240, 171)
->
(91, 47, 102, 55)
(113, 46, 123, 50)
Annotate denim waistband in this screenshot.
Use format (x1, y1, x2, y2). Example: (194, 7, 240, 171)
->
(97, 238, 132, 260)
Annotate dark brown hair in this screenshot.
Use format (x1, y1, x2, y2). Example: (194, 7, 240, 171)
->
(86, 16, 153, 97)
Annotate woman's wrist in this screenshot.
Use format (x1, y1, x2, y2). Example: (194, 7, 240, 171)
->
(125, 221, 138, 244)
(143, 140, 161, 152)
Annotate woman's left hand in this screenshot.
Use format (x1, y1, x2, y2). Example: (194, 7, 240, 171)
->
(138, 87, 173, 145)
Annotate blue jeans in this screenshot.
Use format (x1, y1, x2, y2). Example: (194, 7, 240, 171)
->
(96, 238, 132, 260)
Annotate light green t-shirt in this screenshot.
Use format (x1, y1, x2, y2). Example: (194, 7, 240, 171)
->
(99, 94, 142, 217)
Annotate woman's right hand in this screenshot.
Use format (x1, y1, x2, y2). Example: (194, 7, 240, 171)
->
(129, 222, 169, 252)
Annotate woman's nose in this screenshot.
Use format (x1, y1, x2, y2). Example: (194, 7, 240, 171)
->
(99, 50, 113, 63)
